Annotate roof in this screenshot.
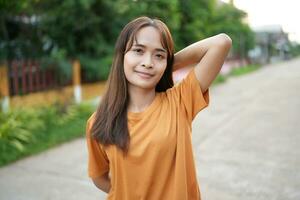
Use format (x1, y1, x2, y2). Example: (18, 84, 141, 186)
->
(252, 25, 284, 34)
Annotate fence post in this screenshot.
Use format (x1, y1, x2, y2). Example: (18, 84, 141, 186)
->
(0, 64, 10, 112)
(72, 60, 82, 104)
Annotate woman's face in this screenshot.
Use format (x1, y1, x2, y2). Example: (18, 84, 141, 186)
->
(124, 26, 168, 91)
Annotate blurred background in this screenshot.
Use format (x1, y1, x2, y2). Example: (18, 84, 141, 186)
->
(0, 0, 300, 200)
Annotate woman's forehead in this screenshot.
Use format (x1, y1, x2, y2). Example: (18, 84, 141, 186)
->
(133, 26, 165, 50)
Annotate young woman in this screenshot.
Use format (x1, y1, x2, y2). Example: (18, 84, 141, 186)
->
(86, 16, 231, 200)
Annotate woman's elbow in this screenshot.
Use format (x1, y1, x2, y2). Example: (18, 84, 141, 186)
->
(217, 33, 232, 49)
(92, 173, 111, 193)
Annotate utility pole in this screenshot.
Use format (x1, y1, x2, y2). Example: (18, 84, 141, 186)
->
(72, 60, 82, 104)
(0, 65, 10, 112)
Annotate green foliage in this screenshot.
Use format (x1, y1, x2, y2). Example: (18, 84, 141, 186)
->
(34, 0, 119, 80)
(1, 0, 255, 80)
(0, 108, 44, 152)
(229, 64, 260, 76)
(0, 0, 45, 60)
(209, 3, 255, 56)
(212, 64, 261, 85)
(177, 0, 215, 48)
(58, 103, 94, 125)
(79, 55, 111, 81)
(40, 47, 72, 84)
(290, 43, 300, 57)
(212, 74, 226, 85)
(0, 102, 94, 167)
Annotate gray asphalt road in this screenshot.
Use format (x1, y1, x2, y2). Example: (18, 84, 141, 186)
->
(194, 58, 300, 200)
(1, 58, 299, 200)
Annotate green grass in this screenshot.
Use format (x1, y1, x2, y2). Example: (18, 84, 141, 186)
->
(212, 74, 226, 85)
(0, 103, 95, 167)
(229, 64, 261, 77)
(213, 64, 261, 86)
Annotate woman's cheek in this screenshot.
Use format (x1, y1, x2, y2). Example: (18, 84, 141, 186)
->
(158, 61, 167, 74)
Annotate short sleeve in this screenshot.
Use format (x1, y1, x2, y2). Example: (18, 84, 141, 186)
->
(86, 113, 109, 178)
(171, 68, 209, 122)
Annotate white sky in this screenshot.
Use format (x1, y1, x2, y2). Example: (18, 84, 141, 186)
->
(221, 0, 300, 42)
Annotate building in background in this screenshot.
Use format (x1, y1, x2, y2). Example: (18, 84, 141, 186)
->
(249, 25, 291, 64)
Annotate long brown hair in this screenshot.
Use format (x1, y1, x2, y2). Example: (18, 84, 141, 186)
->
(91, 16, 175, 154)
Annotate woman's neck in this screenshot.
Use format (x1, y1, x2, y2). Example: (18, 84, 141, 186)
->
(128, 87, 156, 113)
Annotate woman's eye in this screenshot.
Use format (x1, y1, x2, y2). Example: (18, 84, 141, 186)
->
(133, 48, 143, 54)
(156, 54, 165, 59)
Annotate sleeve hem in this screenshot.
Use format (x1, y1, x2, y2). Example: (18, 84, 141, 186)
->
(88, 169, 108, 179)
(190, 69, 210, 118)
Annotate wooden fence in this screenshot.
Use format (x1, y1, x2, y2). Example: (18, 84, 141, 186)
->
(8, 60, 71, 96)
(0, 60, 82, 112)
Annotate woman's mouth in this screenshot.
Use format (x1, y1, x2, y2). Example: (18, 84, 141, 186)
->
(135, 71, 154, 79)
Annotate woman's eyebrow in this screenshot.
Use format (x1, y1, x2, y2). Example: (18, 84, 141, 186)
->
(133, 43, 167, 53)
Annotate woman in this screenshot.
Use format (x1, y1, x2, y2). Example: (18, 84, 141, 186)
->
(86, 16, 231, 200)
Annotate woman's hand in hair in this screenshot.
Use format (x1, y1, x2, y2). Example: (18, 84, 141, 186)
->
(173, 33, 232, 93)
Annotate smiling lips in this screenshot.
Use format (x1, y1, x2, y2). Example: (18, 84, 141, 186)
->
(135, 70, 154, 78)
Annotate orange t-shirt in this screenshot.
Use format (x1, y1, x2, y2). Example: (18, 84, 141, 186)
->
(86, 69, 209, 200)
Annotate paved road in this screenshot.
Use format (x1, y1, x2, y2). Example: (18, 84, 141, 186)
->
(1, 58, 299, 200)
(194, 58, 300, 200)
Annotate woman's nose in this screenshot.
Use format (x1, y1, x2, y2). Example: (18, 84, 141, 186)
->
(142, 54, 153, 68)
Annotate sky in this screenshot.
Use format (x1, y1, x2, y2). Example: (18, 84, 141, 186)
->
(221, 0, 300, 42)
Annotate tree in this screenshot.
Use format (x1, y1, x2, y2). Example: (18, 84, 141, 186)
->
(177, 0, 215, 48)
(209, 3, 255, 58)
(0, 0, 44, 60)
(1, 0, 255, 81)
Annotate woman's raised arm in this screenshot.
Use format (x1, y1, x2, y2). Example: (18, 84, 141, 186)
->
(173, 33, 232, 93)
